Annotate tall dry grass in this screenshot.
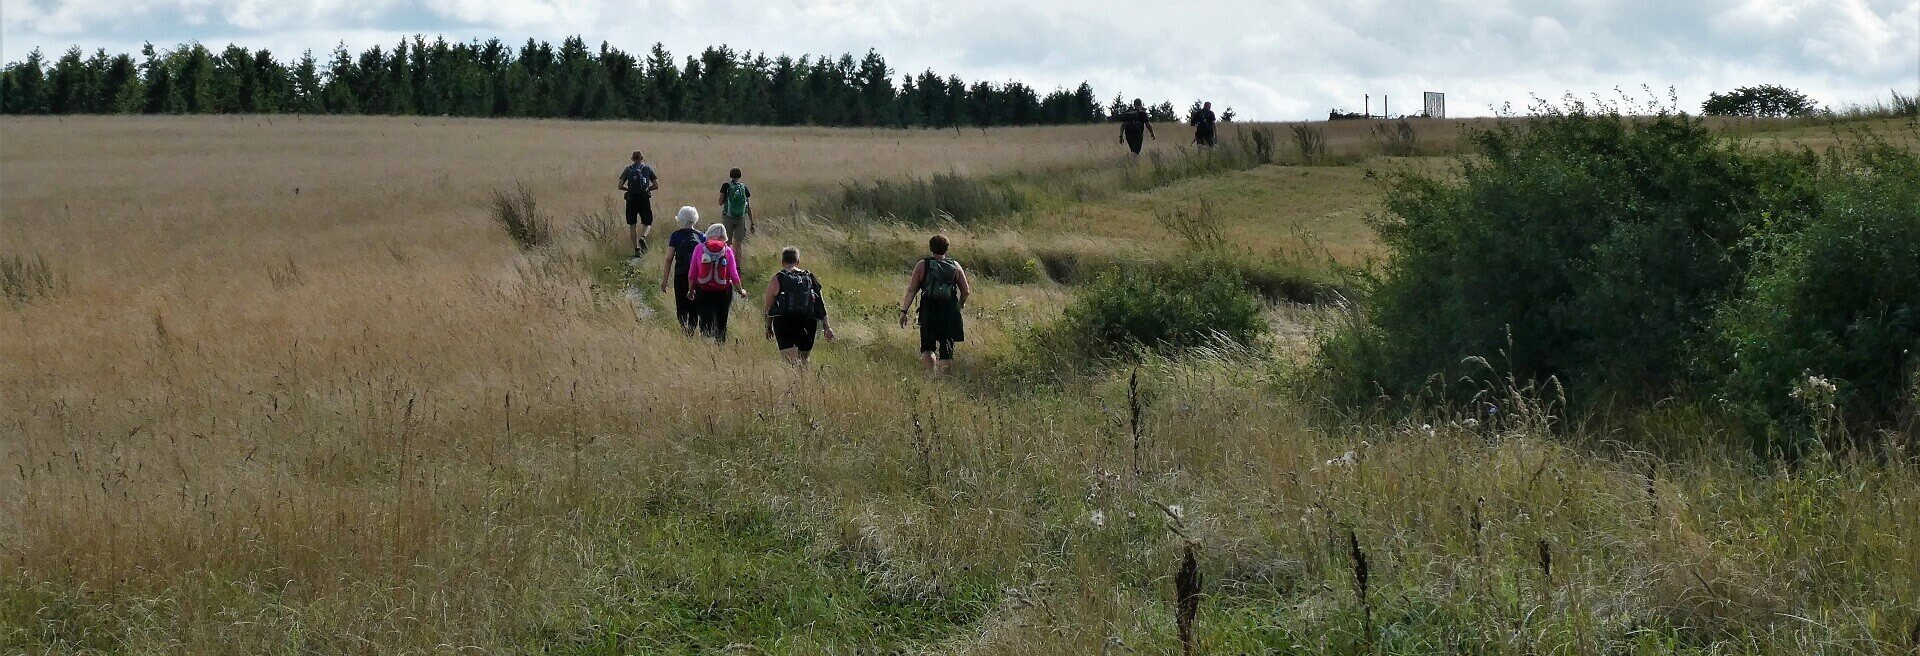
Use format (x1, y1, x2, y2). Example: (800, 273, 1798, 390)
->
(2, 115, 1916, 653)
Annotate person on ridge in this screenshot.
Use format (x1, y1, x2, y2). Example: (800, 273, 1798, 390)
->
(687, 223, 747, 341)
(763, 246, 835, 367)
(718, 168, 753, 264)
(1118, 99, 1156, 155)
(618, 150, 661, 257)
(1192, 101, 1218, 147)
(898, 234, 971, 376)
(659, 206, 706, 332)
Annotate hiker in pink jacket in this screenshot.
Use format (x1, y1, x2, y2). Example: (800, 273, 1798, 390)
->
(687, 222, 747, 341)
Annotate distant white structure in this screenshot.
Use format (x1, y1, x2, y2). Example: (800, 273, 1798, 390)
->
(1423, 92, 1447, 119)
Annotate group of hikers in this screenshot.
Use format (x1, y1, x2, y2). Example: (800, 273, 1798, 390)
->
(618, 150, 971, 373)
(1113, 98, 1219, 155)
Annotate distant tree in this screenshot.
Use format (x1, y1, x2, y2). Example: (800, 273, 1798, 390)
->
(1220, 107, 1235, 122)
(1149, 101, 1178, 122)
(1703, 84, 1817, 118)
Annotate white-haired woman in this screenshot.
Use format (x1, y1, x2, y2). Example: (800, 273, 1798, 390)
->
(660, 206, 706, 331)
(686, 222, 747, 341)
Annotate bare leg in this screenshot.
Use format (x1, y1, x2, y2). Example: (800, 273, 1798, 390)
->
(629, 224, 641, 256)
(920, 352, 937, 374)
(780, 347, 802, 366)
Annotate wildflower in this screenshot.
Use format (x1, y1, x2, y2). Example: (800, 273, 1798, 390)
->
(1166, 504, 1184, 520)
(1090, 510, 1107, 528)
(1325, 450, 1358, 468)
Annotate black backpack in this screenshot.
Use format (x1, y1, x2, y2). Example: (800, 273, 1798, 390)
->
(921, 257, 960, 302)
(771, 269, 820, 319)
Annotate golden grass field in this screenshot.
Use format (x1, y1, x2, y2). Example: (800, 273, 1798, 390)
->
(3, 114, 1917, 654)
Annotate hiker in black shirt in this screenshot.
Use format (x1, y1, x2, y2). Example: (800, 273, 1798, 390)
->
(1192, 101, 1218, 147)
(1118, 99, 1156, 155)
(659, 206, 706, 332)
(618, 150, 660, 257)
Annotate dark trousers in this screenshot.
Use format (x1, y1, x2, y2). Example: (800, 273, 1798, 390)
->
(673, 278, 695, 330)
(694, 289, 734, 342)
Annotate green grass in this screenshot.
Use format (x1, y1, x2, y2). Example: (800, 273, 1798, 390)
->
(523, 500, 995, 654)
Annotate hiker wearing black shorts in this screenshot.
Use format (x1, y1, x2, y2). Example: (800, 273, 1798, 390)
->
(619, 151, 660, 257)
(1119, 99, 1156, 155)
(899, 234, 970, 376)
(763, 247, 834, 367)
(660, 206, 706, 332)
(1192, 101, 1218, 147)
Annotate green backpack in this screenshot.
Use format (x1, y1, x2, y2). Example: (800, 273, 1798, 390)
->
(921, 257, 960, 302)
(724, 181, 750, 217)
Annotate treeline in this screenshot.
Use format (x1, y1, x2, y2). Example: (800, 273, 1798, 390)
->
(0, 36, 1184, 128)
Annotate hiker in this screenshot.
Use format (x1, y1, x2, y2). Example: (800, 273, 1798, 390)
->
(1192, 101, 1218, 147)
(659, 206, 706, 332)
(763, 246, 835, 366)
(898, 234, 970, 375)
(718, 168, 753, 262)
(618, 150, 661, 257)
(1118, 99, 1156, 155)
(687, 223, 747, 341)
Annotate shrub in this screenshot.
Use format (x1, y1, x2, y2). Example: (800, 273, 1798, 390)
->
(490, 182, 554, 249)
(571, 201, 622, 250)
(1716, 143, 1920, 451)
(1372, 120, 1419, 156)
(1321, 110, 1819, 407)
(1703, 85, 1817, 118)
(1054, 258, 1267, 361)
(1290, 124, 1328, 164)
(1, 252, 68, 307)
(826, 173, 1027, 225)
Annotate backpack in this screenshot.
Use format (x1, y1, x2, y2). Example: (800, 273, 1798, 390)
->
(724, 181, 750, 217)
(770, 269, 820, 319)
(694, 241, 734, 292)
(921, 257, 960, 302)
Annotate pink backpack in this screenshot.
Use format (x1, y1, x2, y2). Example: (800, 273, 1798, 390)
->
(692, 240, 734, 292)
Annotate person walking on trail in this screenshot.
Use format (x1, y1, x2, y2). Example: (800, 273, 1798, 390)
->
(659, 206, 706, 332)
(687, 223, 747, 341)
(1192, 101, 1218, 147)
(719, 168, 753, 262)
(898, 234, 971, 376)
(763, 246, 835, 367)
(618, 150, 661, 257)
(1119, 99, 1156, 155)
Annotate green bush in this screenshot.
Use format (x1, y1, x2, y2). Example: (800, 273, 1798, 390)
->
(1055, 258, 1267, 361)
(1703, 84, 1817, 118)
(1716, 143, 1920, 451)
(1321, 110, 1819, 407)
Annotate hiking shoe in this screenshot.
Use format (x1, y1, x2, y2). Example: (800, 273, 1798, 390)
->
(638, 237, 650, 254)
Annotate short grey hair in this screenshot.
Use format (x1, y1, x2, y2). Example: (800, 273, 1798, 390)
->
(676, 206, 699, 228)
(704, 223, 728, 241)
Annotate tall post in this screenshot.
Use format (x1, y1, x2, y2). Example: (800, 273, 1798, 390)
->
(1365, 94, 1370, 119)
(1385, 95, 1389, 119)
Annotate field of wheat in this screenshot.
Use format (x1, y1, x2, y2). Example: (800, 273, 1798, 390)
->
(3, 114, 1916, 654)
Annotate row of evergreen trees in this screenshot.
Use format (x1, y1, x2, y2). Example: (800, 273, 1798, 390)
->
(0, 36, 1184, 128)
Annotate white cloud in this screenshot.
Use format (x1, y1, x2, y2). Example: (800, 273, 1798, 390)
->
(2, 0, 1915, 119)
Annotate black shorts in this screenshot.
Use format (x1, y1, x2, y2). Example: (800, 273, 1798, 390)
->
(771, 315, 818, 352)
(625, 196, 654, 226)
(1125, 130, 1145, 154)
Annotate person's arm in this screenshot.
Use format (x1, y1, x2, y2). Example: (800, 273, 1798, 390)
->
(719, 182, 730, 207)
(729, 250, 746, 297)
(647, 167, 660, 193)
(1147, 118, 1156, 139)
(660, 247, 675, 292)
(618, 169, 630, 192)
(899, 260, 925, 327)
(763, 276, 782, 339)
(816, 277, 835, 340)
(955, 264, 972, 308)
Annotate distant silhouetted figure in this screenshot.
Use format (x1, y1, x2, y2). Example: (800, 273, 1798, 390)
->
(1119, 99, 1156, 155)
(899, 234, 971, 376)
(1192, 101, 1218, 147)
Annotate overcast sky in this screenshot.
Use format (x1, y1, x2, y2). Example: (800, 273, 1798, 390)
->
(3, 0, 1916, 120)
